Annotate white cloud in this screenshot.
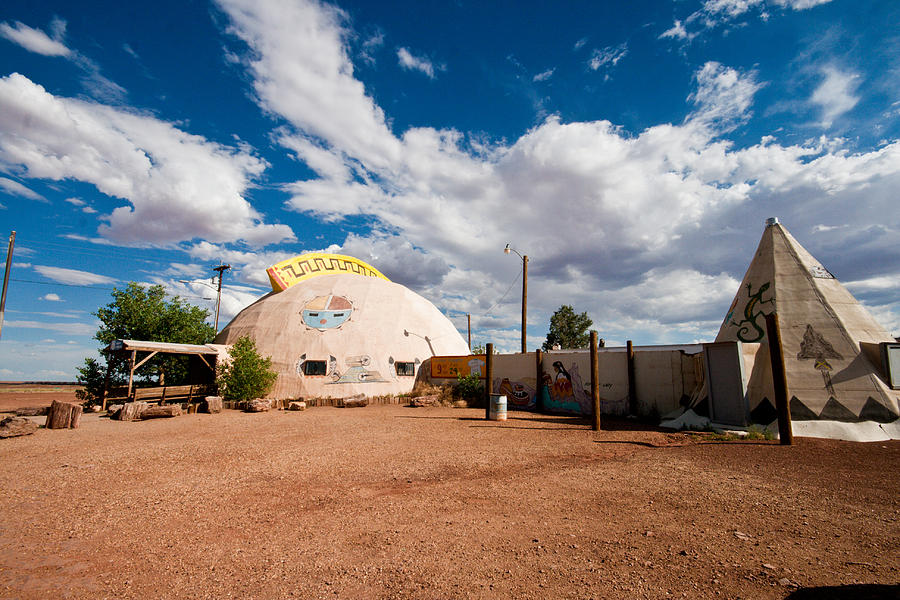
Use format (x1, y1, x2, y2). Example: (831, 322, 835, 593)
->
(0, 177, 47, 202)
(216, 0, 900, 350)
(0, 20, 71, 57)
(33, 265, 115, 286)
(4, 319, 96, 336)
(688, 61, 762, 132)
(40, 293, 62, 301)
(589, 44, 628, 73)
(0, 73, 294, 246)
(397, 47, 439, 79)
(662, 0, 832, 41)
(533, 68, 555, 83)
(810, 65, 860, 128)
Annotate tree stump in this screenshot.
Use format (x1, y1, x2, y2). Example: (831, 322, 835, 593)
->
(202, 396, 223, 414)
(0, 416, 38, 438)
(116, 401, 148, 422)
(140, 404, 182, 419)
(340, 394, 368, 408)
(45, 400, 83, 429)
(106, 404, 124, 419)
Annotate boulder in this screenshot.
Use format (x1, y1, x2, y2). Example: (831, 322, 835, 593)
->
(410, 395, 440, 407)
(287, 401, 307, 411)
(116, 402, 148, 422)
(340, 394, 368, 408)
(140, 404, 182, 419)
(15, 407, 48, 417)
(246, 398, 271, 412)
(106, 404, 124, 419)
(0, 416, 38, 438)
(201, 396, 223, 414)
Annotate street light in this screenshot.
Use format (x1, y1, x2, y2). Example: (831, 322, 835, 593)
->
(504, 243, 528, 353)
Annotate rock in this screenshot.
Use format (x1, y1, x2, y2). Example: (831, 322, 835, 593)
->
(140, 404, 182, 419)
(201, 396, 223, 414)
(45, 400, 82, 429)
(116, 402, 148, 422)
(340, 394, 368, 408)
(106, 404, 124, 419)
(287, 401, 307, 411)
(410, 395, 440, 407)
(0, 416, 38, 438)
(452, 400, 468, 408)
(15, 407, 48, 417)
(762, 563, 776, 571)
(246, 398, 271, 412)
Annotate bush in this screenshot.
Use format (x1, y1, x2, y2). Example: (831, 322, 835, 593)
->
(217, 336, 278, 401)
(455, 373, 484, 406)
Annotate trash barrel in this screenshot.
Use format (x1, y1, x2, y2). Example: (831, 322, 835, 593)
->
(489, 394, 507, 421)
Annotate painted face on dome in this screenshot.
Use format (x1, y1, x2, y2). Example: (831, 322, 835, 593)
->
(302, 295, 353, 330)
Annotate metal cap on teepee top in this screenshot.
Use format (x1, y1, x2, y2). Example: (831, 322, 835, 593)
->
(766, 217, 780, 227)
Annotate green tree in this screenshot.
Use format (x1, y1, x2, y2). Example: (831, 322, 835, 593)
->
(471, 343, 486, 355)
(76, 283, 216, 403)
(542, 305, 593, 350)
(216, 335, 278, 401)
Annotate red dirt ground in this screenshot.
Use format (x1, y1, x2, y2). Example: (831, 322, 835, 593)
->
(1, 387, 897, 599)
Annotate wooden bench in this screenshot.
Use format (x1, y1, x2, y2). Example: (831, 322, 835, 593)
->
(131, 384, 214, 405)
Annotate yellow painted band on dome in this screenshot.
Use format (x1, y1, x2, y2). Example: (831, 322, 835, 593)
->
(266, 253, 390, 292)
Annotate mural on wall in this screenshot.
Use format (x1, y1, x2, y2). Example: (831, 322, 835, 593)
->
(430, 355, 487, 379)
(797, 324, 843, 396)
(540, 360, 592, 415)
(728, 281, 775, 343)
(331, 355, 388, 384)
(302, 295, 353, 330)
(296, 354, 338, 377)
(497, 377, 536, 410)
(267, 252, 389, 293)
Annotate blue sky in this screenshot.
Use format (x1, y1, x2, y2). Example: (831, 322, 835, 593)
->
(1, 0, 898, 380)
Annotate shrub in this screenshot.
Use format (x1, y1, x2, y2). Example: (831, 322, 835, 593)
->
(455, 373, 483, 406)
(217, 336, 278, 401)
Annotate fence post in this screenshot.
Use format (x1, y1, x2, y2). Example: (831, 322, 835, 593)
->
(484, 343, 493, 419)
(591, 331, 600, 431)
(535, 348, 543, 413)
(626, 340, 636, 415)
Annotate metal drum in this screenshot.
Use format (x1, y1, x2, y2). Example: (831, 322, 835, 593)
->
(489, 394, 507, 421)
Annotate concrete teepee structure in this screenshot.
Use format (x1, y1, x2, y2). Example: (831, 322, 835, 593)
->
(715, 218, 899, 440)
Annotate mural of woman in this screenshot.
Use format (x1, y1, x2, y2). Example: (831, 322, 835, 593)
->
(551, 361, 573, 400)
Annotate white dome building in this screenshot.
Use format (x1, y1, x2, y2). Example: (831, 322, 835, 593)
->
(215, 253, 469, 400)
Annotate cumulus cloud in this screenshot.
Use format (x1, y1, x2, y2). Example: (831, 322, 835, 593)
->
(396, 47, 440, 79)
(0, 20, 70, 56)
(215, 0, 899, 351)
(0, 177, 47, 202)
(40, 293, 62, 301)
(533, 68, 555, 82)
(810, 65, 860, 128)
(0, 73, 294, 246)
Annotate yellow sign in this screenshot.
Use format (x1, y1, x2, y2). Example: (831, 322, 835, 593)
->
(266, 253, 390, 292)
(430, 355, 487, 379)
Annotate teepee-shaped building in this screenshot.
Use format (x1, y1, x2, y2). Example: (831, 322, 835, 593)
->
(715, 218, 898, 438)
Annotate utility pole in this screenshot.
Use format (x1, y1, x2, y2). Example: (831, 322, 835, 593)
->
(467, 313, 471, 351)
(0, 231, 15, 341)
(212, 264, 231, 331)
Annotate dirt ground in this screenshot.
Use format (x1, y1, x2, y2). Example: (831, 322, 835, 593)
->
(1, 387, 898, 599)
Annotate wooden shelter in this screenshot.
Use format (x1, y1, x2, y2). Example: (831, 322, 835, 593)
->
(101, 339, 228, 409)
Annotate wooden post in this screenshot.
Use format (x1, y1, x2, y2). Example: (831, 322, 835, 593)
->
(484, 343, 493, 419)
(101, 357, 115, 411)
(591, 331, 600, 431)
(521, 256, 528, 354)
(535, 348, 543, 413)
(467, 313, 471, 351)
(626, 340, 637, 415)
(764, 313, 793, 445)
(127, 349, 137, 398)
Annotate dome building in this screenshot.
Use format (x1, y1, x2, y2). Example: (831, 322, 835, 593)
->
(214, 253, 469, 400)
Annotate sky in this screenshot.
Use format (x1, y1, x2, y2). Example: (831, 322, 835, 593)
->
(1, 0, 899, 381)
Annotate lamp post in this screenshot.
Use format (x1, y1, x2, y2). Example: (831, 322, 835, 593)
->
(504, 244, 528, 354)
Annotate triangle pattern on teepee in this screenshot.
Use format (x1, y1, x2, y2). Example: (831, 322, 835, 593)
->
(716, 219, 899, 428)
